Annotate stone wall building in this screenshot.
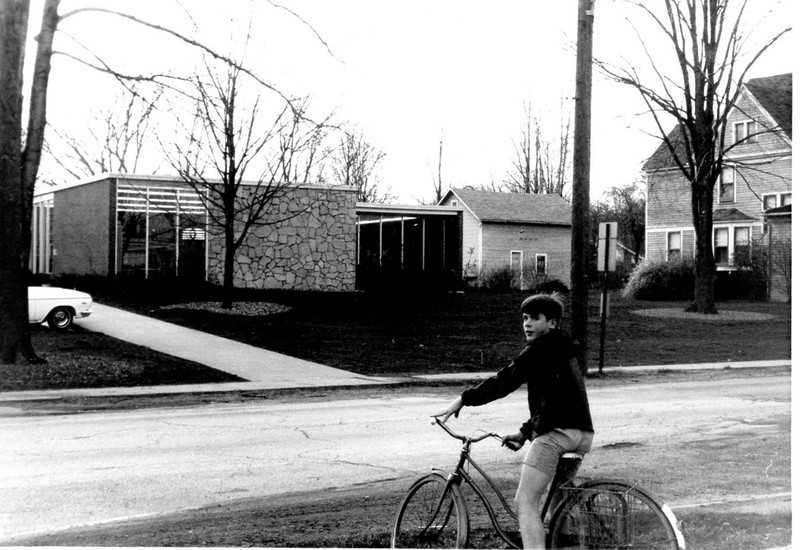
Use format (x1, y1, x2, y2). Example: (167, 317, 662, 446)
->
(208, 185, 357, 291)
(31, 174, 358, 291)
(32, 176, 580, 293)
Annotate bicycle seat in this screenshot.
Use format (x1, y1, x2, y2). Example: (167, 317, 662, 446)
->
(556, 453, 584, 484)
(560, 452, 584, 460)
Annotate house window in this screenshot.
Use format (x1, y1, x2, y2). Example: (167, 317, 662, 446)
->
(535, 254, 547, 274)
(510, 251, 523, 277)
(733, 227, 750, 264)
(714, 228, 729, 265)
(667, 231, 682, 260)
(719, 167, 735, 203)
(763, 192, 792, 210)
(450, 200, 458, 207)
(734, 120, 757, 144)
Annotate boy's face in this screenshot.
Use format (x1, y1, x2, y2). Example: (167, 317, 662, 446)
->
(522, 313, 557, 342)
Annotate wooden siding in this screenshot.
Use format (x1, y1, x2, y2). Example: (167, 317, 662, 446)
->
(646, 230, 667, 260)
(767, 216, 791, 302)
(727, 88, 792, 157)
(461, 209, 482, 278)
(734, 157, 792, 213)
(481, 223, 571, 283)
(646, 170, 694, 231)
(645, 228, 696, 262)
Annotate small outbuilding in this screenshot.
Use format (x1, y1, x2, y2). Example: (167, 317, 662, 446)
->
(439, 188, 572, 287)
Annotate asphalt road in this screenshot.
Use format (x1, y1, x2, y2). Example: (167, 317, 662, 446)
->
(0, 372, 790, 543)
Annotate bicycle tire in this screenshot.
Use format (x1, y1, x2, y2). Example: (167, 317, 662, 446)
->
(547, 480, 685, 549)
(391, 472, 470, 548)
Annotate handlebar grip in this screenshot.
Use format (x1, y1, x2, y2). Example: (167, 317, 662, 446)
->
(503, 439, 523, 451)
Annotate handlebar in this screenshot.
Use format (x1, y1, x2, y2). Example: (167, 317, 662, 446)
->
(430, 416, 504, 444)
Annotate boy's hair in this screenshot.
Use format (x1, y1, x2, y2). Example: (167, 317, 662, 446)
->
(520, 293, 565, 321)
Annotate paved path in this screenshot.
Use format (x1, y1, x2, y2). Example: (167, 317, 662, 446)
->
(0, 304, 399, 402)
(0, 303, 790, 402)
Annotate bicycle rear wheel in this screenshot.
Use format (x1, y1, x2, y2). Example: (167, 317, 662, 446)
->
(547, 480, 684, 549)
(391, 472, 469, 548)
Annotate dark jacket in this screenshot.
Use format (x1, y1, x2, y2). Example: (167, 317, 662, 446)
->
(461, 329, 593, 440)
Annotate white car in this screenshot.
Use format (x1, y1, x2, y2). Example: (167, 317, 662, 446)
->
(28, 286, 93, 330)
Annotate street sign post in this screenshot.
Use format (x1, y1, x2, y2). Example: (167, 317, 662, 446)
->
(597, 222, 617, 272)
(597, 222, 617, 374)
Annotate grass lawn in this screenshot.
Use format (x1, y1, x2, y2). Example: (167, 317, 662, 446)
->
(143, 289, 790, 376)
(1, 326, 244, 392)
(1, 288, 790, 391)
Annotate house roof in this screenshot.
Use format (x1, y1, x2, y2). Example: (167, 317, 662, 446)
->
(764, 204, 792, 217)
(642, 73, 793, 172)
(747, 73, 792, 138)
(441, 187, 571, 226)
(713, 208, 756, 223)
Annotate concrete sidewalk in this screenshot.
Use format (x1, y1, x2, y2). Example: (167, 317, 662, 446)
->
(0, 304, 400, 403)
(0, 303, 791, 402)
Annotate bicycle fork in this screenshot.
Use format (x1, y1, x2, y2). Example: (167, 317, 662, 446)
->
(419, 444, 470, 537)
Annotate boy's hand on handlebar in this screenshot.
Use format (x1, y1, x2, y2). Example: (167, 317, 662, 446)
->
(501, 431, 527, 451)
(432, 396, 463, 423)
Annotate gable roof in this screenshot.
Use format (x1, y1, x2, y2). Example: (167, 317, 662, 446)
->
(441, 187, 571, 226)
(713, 208, 756, 223)
(747, 73, 792, 137)
(642, 73, 793, 172)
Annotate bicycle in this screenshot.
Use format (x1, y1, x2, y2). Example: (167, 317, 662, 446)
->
(391, 418, 685, 549)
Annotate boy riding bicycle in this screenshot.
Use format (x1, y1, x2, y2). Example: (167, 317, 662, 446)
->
(433, 293, 594, 549)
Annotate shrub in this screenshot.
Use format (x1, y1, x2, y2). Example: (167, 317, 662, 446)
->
(476, 265, 517, 291)
(621, 257, 695, 300)
(475, 263, 568, 295)
(528, 277, 569, 295)
(718, 242, 769, 300)
(716, 269, 767, 300)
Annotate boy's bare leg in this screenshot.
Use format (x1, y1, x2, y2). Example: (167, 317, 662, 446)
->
(515, 464, 552, 549)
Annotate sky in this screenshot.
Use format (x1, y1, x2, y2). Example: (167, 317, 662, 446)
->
(33, 0, 795, 204)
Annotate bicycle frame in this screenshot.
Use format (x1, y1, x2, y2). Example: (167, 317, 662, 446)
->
(412, 419, 682, 550)
(434, 437, 521, 547)
(429, 417, 581, 549)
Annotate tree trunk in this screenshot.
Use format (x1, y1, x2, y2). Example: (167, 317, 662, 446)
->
(15, 0, 60, 362)
(689, 185, 718, 314)
(0, 0, 33, 365)
(221, 222, 236, 309)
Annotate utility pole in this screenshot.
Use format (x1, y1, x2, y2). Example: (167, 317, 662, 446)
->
(570, 0, 595, 374)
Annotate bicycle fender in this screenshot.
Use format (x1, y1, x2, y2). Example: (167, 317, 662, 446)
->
(430, 468, 463, 484)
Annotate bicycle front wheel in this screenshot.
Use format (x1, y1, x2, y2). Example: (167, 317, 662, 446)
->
(391, 472, 469, 548)
(548, 480, 684, 549)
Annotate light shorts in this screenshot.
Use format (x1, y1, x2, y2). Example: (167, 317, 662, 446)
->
(523, 428, 594, 476)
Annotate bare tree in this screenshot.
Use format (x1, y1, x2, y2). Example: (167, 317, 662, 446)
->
(329, 128, 390, 203)
(0, 0, 332, 365)
(164, 59, 331, 308)
(42, 85, 163, 182)
(505, 100, 572, 197)
(598, 0, 790, 313)
(1, 0, 58, 365)
(0, 0, 35, 364)
(431, 134, 445, 203)
(591, 181, 646, 262)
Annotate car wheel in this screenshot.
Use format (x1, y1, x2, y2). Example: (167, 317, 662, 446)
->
(47, 307, 74, 330)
